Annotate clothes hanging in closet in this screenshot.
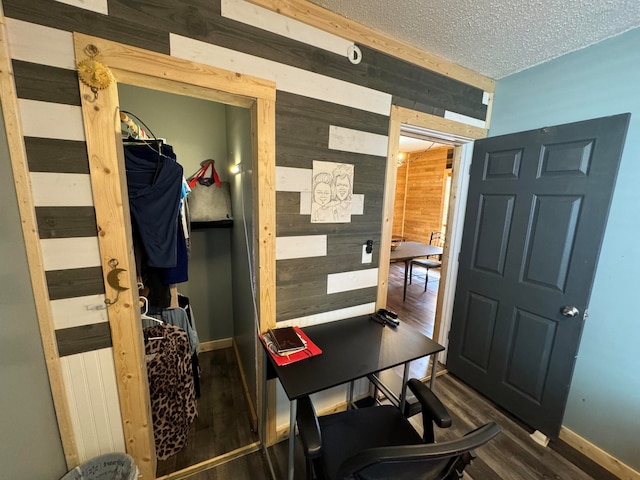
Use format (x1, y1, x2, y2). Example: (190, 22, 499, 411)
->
(144, 324, 197, 460)
(125, 141, 190, 307)
(125, 143, 183, 268)
(142, 303, 201, 398)
(179, 294, 201, 398)
(142, 307, 199, 355)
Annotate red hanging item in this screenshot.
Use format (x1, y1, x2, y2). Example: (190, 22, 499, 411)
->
(188, 159, 220, 189)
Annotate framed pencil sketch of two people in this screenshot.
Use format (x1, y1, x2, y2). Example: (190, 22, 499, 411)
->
(311, 160, 354, 223)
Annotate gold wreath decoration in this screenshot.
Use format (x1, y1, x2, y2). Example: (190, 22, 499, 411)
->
(77, 58, 113, 91)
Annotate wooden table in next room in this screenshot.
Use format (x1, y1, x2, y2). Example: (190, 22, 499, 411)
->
(390, 241, 443, 301)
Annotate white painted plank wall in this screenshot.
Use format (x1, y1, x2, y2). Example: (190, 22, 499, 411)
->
(40, 237, 102, 271)
(221, 0, 353, 57)
(50, 295, 108, 330)
(54, 0, 109, 15)
(30, 172, 94, 207)
(276, 302, 377, 328)
(170, 34, 392, 116)
(444, 110, 487, 129)
(5, 18, 75, 69)
(276, 235, 327, 260)
(18, 99, 85, 141)
(327, 268, 379, 294)
(275, 166, 312, 192)
(60, 348, 126, 460)
(328, 125, 389, 157)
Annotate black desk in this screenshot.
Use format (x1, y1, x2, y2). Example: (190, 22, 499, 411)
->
(265, 315, 445, 480)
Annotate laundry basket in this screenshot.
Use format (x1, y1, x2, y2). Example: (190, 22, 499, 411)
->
(60, 453, 138, 480)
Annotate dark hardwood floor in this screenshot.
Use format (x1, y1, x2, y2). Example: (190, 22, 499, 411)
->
(156, 348, 259, 477)
(186, 371, 613, 479)
(173, 264, 614, 479)
(387, 261, 440, 339)
(386, 261, 441, 380)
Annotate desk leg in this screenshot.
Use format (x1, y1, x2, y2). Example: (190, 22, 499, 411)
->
(403, 260, 409, 301)
(429, 352, 439, 390)
(288, 399, 297, 480)
(347, 380, 354, 409)
(399, 361, 410, 413)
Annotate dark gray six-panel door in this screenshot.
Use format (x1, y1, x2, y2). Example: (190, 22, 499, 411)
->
(447, 114, 630, 437)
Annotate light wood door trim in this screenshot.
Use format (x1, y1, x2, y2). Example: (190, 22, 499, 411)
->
(395, 107, 488, 140)
(74, 33, 275, 103)
(376, 109, 400, 309)
(245, 0, 495, 93)
(73, 33, 277, 475)
(0, 7, 79, 468)
(252, 96, 277, 445)
(74, 62, 157, 480)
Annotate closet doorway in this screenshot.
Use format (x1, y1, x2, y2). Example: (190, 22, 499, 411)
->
(74, 33, 276, 479)
(117, 84, 258, 476)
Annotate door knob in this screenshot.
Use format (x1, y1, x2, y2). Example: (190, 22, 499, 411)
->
(561, 306, 580, 318)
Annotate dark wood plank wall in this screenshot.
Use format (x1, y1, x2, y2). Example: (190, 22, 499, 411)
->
(275, 92, 388, 320)
(25, 137, 90, 174)
(56, 323, 112, 357)
(4, 0, 170, 54)
(5, 0, 489, 350)
(8, 51, 109, 356)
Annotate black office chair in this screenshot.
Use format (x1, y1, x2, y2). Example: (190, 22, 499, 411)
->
(296, 378, 501, 480)
(410, 232, 444, 291)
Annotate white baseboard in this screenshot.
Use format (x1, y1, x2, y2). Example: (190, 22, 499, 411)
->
(199, 338, 233, 352)
(560, 426, 640, 480)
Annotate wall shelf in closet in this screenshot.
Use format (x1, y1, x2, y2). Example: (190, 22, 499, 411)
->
(191, 220, 233, 229)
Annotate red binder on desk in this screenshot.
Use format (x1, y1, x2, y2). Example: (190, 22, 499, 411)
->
(261, 326, 322, 366)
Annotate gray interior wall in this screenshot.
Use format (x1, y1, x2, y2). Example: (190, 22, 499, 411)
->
(0, 102, 67, 478)
(226, 106, 257, 406)
(116, 84, 233, 341)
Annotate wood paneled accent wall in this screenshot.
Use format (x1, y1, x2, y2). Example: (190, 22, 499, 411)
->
(393, 147, 452, 242)
(2, 0, 493, 468)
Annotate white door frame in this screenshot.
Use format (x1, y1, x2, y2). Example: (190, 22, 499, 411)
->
(435, 141, 473, 357)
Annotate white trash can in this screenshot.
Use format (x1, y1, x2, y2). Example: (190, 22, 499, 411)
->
(60, 453, 138, 480)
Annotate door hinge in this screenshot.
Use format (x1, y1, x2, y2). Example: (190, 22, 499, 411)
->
(583, 308, 589, 320)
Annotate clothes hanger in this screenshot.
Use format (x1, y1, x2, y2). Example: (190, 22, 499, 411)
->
(120, 110, 170, 161)
(140, 296, 164, 325)
(141, 296, 165, 342)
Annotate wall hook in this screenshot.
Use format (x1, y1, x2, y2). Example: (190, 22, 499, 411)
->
(104, 258, 129, 306)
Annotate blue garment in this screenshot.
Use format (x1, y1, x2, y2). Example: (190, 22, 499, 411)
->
(142, 307, 199, 354)
(164, 212, 189, 284)
(125, 144, 183, 268)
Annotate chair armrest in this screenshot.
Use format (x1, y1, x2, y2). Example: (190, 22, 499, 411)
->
(336, 422, 501, 479)
(407, 378, 451, 443)
(296, 396, 323, 459)
(407, 379, 451, 428)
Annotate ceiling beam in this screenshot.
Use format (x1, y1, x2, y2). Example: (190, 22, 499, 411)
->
(245, 0, 496, 92)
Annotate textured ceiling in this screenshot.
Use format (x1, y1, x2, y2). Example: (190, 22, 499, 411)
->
(308, 0, 640, 79)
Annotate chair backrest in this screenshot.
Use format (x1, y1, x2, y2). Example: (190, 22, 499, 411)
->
(429, 231, 444, 247)
(336, 422, 501, 480)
